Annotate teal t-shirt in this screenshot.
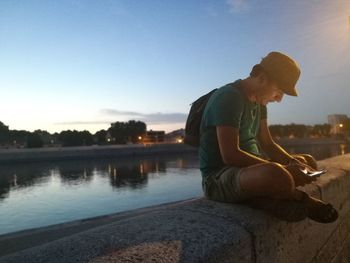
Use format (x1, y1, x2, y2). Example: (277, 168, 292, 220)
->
(199, 80, 267, 178)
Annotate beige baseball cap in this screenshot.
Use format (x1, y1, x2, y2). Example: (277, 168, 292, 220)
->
(259, 51, 301, 96)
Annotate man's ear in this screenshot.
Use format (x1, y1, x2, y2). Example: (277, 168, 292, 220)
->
(257, 73, 269, 86)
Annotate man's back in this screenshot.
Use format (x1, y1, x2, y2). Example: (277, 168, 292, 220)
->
(199, 80, 266, 178)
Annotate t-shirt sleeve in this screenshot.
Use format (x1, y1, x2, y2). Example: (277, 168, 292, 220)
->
(260, 105, 267, 120)
(203, 91, 244, 128)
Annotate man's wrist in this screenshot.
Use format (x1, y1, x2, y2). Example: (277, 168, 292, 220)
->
(288, 158, 299, 166)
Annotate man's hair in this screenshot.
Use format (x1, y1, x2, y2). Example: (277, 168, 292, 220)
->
(250, 64, 267, 78)
(250, 64, 277, 88)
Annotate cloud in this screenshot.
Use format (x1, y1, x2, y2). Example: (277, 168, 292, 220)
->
(100, 109, 142, 116)
(54, 109, 187, 127)
(100, 109, 187, 124)
(226, 0, 250, 13)
(54, 121, 111, 125)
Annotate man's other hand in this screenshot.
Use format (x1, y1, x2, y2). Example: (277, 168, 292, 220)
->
(284, 163, 317, 187)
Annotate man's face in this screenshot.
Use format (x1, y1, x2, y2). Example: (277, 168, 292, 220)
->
(255, 77, 284, 106)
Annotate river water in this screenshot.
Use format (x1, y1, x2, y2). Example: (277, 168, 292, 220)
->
(0, 153, 202, 235)
(0, 143, 349, 235)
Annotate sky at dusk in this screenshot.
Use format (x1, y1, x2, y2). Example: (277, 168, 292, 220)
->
(1, 0, 350, 133)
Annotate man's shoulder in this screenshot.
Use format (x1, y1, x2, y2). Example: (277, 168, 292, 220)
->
(214, 80, 243, 99)
(203, 80, 245, 120)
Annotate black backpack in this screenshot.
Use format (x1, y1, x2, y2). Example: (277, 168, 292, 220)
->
(184, 89, 217, 147)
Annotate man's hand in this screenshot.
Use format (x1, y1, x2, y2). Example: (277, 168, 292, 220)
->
(289, 157, 316, 172)
(284, 163, 317, 187)
(291, 154, 318, 170)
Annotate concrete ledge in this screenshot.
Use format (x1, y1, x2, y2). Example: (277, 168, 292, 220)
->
(1, 154, 350, 263)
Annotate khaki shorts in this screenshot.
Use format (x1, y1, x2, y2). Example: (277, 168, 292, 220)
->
(202, 166, 251, 203)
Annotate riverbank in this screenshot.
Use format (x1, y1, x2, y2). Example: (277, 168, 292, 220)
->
(276, 137, 347, 146)
(1, 154, 350, 262)
(0, 143, 197, 164)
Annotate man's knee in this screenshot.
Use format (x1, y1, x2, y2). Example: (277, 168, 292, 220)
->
(239, 162, 296, 199)
(266, 163, 294, 184)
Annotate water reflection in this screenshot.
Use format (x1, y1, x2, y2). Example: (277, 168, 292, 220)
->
(58, 165, 94, 185)
(340, 144, 346, 156)
(0, 164, 52, 200)
(107, 161, 151, 189)
(0, 154, 199, 202)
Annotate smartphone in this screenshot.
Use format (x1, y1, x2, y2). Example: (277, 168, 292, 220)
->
(301, 168, 327, 177)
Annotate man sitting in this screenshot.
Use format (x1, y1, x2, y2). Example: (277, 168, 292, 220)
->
(199, 51, 338, 223)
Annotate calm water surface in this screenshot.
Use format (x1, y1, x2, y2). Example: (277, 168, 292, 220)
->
(0, 143, 349, 235)
(0, 153, 202, 235)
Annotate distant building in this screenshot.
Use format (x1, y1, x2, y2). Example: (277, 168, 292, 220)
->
(328, 114, 348, 135)
(143, 130, 165, 143)
(165, 128, 185, 143)
(105, 131, 114, 143)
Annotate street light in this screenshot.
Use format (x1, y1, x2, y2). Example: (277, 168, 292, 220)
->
(339, 123, 344, 135)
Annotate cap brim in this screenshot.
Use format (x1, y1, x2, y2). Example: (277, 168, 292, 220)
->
(280, 86, 298, 97)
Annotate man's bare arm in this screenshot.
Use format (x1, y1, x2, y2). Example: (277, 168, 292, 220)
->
(216, 125, 269, 167)
(258, 119, 296, 164)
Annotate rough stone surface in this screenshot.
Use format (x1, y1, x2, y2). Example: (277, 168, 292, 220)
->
(331, 231, 350, 263)
(0, 204, 253, 263)
(89, 240, 183, 263)
(1, 154, 350, 263)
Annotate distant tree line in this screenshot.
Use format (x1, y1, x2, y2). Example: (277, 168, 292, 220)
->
(269, 123, 333, 139)
(108, 120, 147, 144)
(0, 120, 146, 148)
(0, 121, 343, 149)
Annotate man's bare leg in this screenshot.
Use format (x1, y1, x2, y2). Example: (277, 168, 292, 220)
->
(238, 162, 300, 200)
(238, 162, 338, 222)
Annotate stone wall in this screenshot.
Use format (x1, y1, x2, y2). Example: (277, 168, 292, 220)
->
(0, 154, 350, 263)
